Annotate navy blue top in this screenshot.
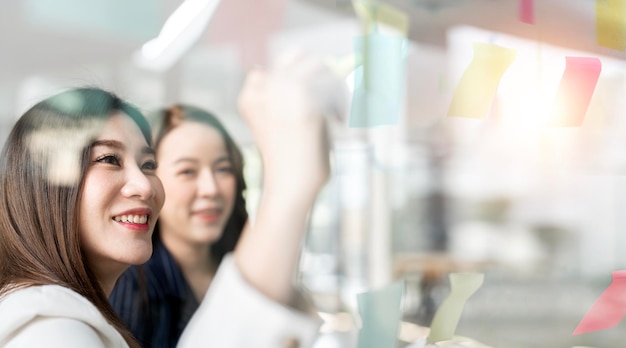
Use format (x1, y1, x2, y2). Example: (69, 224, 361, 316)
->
(110, 239, 199, 348)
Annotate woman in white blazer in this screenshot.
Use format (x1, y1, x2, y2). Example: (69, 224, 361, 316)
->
(0, 57, 340, 347)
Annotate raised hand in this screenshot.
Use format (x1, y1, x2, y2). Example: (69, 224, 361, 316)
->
(237, 51, 347, 201)
(235, 51, 347, 304)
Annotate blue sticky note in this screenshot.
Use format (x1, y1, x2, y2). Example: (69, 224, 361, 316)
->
(357, 281, 405, 348)
(22, 0, 161, 41)
(349, 33, 407, 128)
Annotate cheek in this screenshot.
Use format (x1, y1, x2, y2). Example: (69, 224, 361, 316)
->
(163, 180, 194, 206)
(151, 177, 166, 211)
(80, 172, 108, 211)
(221, 176, 238, 206)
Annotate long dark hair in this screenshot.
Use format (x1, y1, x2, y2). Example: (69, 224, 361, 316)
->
(0, 87, 149, 348)
(151, 104, 248, 264)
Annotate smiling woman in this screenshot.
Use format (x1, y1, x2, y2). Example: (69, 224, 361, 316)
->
(79, 113, 165, 295)
(0, 88, 155, 347)
(110, 105, 248, 347)
(0, 54, 340, 348)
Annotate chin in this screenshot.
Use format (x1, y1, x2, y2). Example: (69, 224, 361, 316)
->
(194, 236, 221, 245)
(134, 253, 153, 265)
(124, 243, 154, 265)
(191, 227, 224, 244)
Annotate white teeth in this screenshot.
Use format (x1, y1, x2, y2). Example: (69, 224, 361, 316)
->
(113, 214, 148, 224)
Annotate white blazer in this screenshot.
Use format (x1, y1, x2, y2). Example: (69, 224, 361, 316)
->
(0, 255, 321, 347)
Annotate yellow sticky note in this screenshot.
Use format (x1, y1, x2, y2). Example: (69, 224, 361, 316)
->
(596, 0, 626, 51)
(447, 42, 516, 119)
(352, 0, 409, 35)
(427, 273, 484, 344)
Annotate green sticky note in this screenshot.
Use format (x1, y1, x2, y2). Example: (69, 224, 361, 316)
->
(349, 33, 407, 127)
(427, 273, 484, 344)
(357, 281, 405, 348)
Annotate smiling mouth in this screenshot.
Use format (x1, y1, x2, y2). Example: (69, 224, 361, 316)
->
(193, 210, 222, 222)
(113, 214, 149, 224)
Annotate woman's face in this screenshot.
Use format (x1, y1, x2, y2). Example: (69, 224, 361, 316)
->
(156, 121, 237, 246)
(79, 113, 165, 274)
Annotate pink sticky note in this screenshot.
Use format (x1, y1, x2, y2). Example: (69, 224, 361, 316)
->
(519, 0, 534, 24)
(206, 0, 287, 67)
(574, 270, 626, 335)
(548, 57, 601, 127)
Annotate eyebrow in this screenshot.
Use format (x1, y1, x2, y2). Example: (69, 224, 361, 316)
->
(92, 140, 155, 156)
(173, 156, 231, 165)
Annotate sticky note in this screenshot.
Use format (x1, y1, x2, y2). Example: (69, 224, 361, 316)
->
(519, 0, 534, 24)
(596, 0, 626, 51)
(447, 42, 516, 119)
(22, 0, 160, 41)
(352, 0, 409, 35)
(357, 281, 405, 348)
(349, 33, 407, 127)
(574, 270, 626, 335)
(207, 0, 287, 67)
(548, 57, 601, 127)
(427, 273, 484, 344)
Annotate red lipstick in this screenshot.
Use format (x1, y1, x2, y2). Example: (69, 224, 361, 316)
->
(112, 207, 153, 232)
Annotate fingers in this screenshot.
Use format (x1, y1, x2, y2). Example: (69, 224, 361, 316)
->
(237, 68, 268, 120)
(272, 48, 307, 71)
(239, 49, 348, 128)
(273, 51, 349, 122)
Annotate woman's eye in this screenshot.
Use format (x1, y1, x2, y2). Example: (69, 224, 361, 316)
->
(179, 169, 197, 176)
(217, 166, 234, 173)
(95, 154, 121, 166)
(142, 160, 158, 171)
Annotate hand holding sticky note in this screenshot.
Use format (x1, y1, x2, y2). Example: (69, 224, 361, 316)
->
(427, 273, 484, 344)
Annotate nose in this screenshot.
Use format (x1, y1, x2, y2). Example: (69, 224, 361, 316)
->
(121, 165, 156, 200)
(197, 167, 219, 198)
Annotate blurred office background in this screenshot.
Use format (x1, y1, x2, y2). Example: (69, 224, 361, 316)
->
(3, 0, 626, 346)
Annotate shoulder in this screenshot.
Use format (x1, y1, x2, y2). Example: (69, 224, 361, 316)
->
(5, 317, 108, 348)
(0, 285, 126, 347)
(0, 285, 102, 319)
(178, 255, 322, 347)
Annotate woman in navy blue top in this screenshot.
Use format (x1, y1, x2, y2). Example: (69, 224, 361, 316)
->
(110, 105, 248, 348)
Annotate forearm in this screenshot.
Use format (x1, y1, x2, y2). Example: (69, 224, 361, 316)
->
(233, 56, 338, 307)
(234, 186, 318, 305)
